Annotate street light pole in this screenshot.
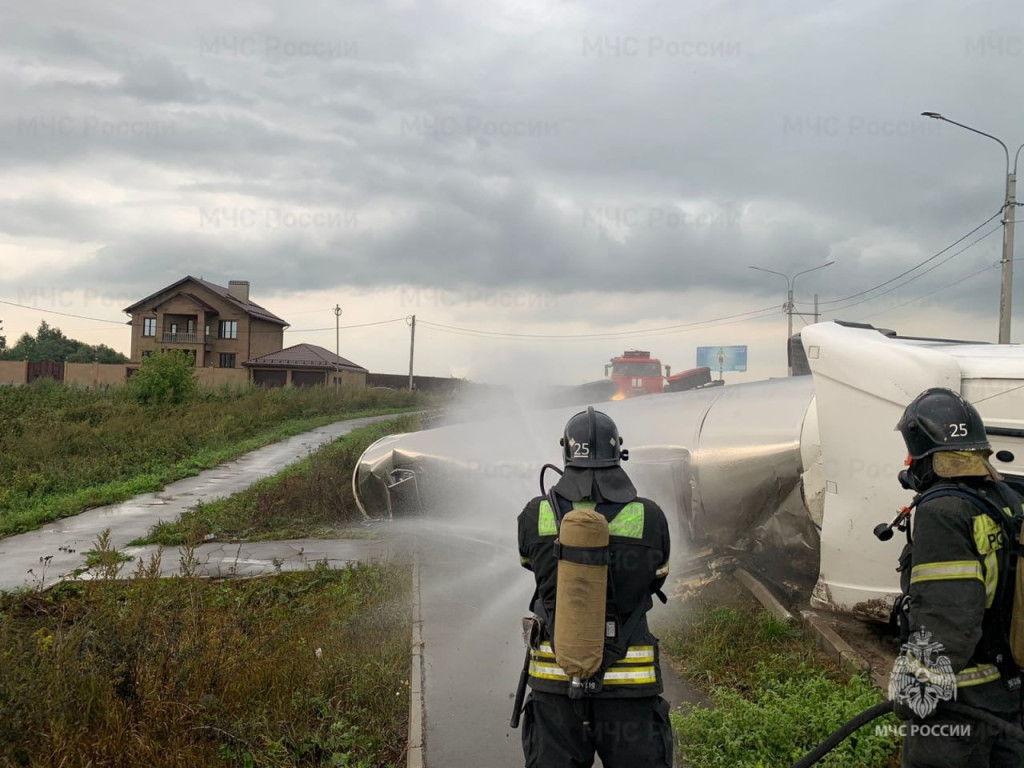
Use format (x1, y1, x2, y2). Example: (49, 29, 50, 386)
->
(922, 112, 1024, 344)
(750, 261, 835, 376)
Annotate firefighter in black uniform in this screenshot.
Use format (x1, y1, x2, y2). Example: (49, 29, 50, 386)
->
(891, 388, 1024, 767)
(516, 407, 673, 768)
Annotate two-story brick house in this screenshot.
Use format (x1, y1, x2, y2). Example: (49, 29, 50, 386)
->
(123, 276, 288, 370)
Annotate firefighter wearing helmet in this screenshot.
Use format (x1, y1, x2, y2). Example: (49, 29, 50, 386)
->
(514, 407, 673, 767)
(889, 388, 1024, 767)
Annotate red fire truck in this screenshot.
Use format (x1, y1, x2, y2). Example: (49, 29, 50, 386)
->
(604, 350, 718, 399)
(605, 350, 668, 399)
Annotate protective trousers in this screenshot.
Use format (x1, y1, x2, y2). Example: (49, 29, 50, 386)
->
(521, 691, 673, 768)
(902, 710, 1024, 768)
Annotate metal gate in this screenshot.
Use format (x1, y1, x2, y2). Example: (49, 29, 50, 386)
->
(291, 370, 326, 388)
(27, 360, 64, 383)
(252, 369, 287, 388)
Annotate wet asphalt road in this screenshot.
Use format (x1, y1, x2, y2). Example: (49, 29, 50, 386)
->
(397, 508, 698, 768)
(0, 414, 398, 591)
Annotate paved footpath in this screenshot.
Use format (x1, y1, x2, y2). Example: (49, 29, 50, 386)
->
(0, 414, 398, 591)
(393, 507, 701, 768)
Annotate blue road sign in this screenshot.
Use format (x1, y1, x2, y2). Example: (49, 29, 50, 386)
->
(696, 345, 748, 372)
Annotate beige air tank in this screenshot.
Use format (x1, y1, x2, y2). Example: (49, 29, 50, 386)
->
(553, 508, 609, 679)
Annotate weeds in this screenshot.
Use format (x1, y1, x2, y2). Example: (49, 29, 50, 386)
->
(137, 414, 421, 546)
(0, 557, 411, 767)
(0, 381, 434, 537)
(662, 578, 900, 767)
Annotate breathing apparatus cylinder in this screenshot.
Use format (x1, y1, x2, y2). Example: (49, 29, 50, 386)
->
(553, 508, 610, 682)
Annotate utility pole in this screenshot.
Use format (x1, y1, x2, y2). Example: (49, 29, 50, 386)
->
(786, 285, 794, 344)
(1001, 171, 1017, 344)
(750, 261, 834, 376)
(334, 304, 342, 391)
(407, 314, 416, 391)
(921, 112, 1024, 344)
(813, 294, 819, 324)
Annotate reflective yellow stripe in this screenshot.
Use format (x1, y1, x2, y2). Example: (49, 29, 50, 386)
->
(983, 552, 998, 607)
(535, 643, 652, 660)
(910, 560, 983, 585)
(538, 501, 557, 536)
(532, 644, 556, 660)
(608, 502, 644, 538)
(528, 661, 569, 681)
(604, 666, 657, 684)
(623, 646, 655, 663)
(957, 664, 1001, 687)
(530, 644, 657, 685)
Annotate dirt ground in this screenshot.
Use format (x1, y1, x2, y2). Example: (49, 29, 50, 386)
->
(803, 607, 901, 688)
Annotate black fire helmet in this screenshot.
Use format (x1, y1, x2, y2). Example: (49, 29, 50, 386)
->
(560, 406, 626, 468)
(896, 387, 990, 459)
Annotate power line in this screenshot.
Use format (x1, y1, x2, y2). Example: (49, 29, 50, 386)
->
(799, 208, 1004, 307)
(285, 318, 406, 332)
(417, 305, 781, 341)
(822, 224, 1001, 315)
(856, 262, 998, 322)
(0, 298, 407, 335)
(0, 299, 127, 325)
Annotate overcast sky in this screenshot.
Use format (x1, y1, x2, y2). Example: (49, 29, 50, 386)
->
(2, 0, 1023, 385)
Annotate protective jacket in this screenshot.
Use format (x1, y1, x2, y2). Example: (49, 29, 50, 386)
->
(899, 479, 1023, 714)
(518, 491, 671, 698)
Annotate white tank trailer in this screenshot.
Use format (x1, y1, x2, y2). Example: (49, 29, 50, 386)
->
(353, 322, 1024, 619)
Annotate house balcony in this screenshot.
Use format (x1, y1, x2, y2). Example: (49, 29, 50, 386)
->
(159, 332, 213, 345)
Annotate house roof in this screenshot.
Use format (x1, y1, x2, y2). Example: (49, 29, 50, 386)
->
(181, 292, 221, 315)
(243, 343, 368, 372)
(123, 276, 288, 326)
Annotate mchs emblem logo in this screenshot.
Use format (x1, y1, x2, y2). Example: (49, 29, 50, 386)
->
(889, 628, 957, 719)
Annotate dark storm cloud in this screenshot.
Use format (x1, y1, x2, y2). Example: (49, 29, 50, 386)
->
(2, 0, 1023, 323)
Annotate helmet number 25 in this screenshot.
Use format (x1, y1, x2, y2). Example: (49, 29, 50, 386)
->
(573, 442, 590, 457)
(949, 423, 969, 437)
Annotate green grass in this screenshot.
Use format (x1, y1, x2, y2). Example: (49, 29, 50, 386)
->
(661, 580, 900, 768)
(0, 545, 411, 768)
(0, 380, 436, 537)
(133, 414, 421, 546)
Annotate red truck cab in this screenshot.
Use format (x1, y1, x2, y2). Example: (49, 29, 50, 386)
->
(605, 350, 665, 399)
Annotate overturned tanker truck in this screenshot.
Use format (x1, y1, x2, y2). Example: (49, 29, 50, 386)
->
(353, 321, 1024, 618)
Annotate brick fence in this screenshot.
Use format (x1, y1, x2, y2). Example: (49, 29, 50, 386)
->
(0, 361, 474, 392)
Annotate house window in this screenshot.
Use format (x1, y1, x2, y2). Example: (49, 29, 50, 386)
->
(143, 317, 156, 337)
(220, 353, 236, 369)
(142, 350, 154, 358)
(219, 320, 238, 339)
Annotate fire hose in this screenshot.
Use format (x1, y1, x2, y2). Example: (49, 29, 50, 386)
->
(789, 700, 1024, 768)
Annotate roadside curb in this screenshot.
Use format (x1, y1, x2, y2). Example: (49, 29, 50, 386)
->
(407, 555, 425, 768)
(731, 568, 872, 679)
(798, 609, 871, 677)
(732, 568, 793, 622)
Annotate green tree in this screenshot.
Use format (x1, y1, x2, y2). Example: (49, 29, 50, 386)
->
(128, 350, 198, 405)
(0, 321, 127, 363)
